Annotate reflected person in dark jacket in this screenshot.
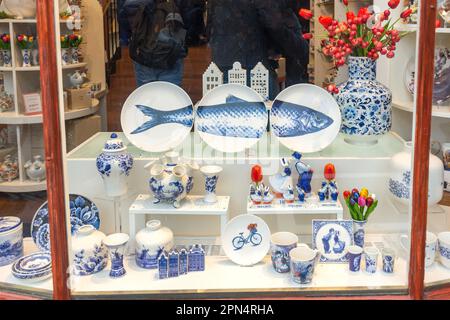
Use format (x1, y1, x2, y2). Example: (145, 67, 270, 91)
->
(206, 0, 309, 99)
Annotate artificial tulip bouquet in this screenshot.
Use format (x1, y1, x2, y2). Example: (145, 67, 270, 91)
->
(343, 188, 378, 221)
(299, 0, 414, 93)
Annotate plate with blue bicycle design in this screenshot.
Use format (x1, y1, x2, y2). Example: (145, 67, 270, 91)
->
(31, 194, 100, 252)
(312, 219, 353, 263)
(195, 84, 268, 153)
(221, 214, 271, 266)
(270, 84, 341, 153)
(121, 81, 194, 153)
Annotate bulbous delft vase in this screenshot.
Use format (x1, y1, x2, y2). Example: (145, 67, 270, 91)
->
(335, 56, 392, 145)
(389, 142, 444, 207)
(135, 220, 174, 269)
(96, 133, 134, 197)
(71, 225, 108, 276)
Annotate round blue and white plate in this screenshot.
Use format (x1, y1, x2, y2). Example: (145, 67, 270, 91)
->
(31, 194, 100, 252)
(12, 252, 52, 282)
(221, 214, 271, 266)
(121, 81, 194, 153)
(270, 84, 341, 153)
(195, 84, 268, 153)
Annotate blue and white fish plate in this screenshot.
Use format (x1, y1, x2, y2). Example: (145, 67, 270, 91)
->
(195, 84, 268, 153)
(121, 81, 194, 153)
(221, 214, 271, 266)
(270, 84, 341, 153)
(11, 252, 52, 282)
(312, 219, 353, 263)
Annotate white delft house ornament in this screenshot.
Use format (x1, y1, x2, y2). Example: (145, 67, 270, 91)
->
(96, 133, 134, 197)
(228, 62, 247, 86)
(202, 62, 223, 96)
(250, 62, 269, 101)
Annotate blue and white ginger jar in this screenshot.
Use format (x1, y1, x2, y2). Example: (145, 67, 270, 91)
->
(335, 56, 392, 144)
(96, 133, 134, 197)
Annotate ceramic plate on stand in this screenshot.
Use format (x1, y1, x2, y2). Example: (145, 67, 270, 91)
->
(195, 84, 268, 153)
(11, 252, 52, 282)
(31, 194, 100, 252)
(121, 81, 194, 153)
(312, 219, 353, 263)
(221, 214, 271, 266)
(270, 84, 341, 153)
(404, 47, 450, 104)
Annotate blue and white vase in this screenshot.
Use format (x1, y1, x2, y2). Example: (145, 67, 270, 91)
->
(352, 219, 367, 248)
(200, 165, 223, 204)
(103, 233, 129, 278)
(71, 47, 79, 64)
(21, 49, 31, 67)
(71, 225, 108, 276)
(1, 49, 11, 67)
(96, 133, 134, 197)
(347, 245, 363, 272)
(364, 247, 379, 274)
(61, 48, 71, 65)
(382, 248, 396, 273)
(335, 56, 392, 145)
(0, 216, 23, 266)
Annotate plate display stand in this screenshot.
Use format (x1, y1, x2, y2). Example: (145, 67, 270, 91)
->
(246, 196, 343, 220)
(128, 194, 230, 242)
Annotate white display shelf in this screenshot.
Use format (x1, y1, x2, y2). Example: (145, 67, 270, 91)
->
(14, 63, 87, 72)
(0, 179, 46, 192)
(397, 23, 450, 34)
(0, 98, 99, 124)
(247, 198, 344, 220)
(0, 18, 83, 24)
(393, 100, 450, 119)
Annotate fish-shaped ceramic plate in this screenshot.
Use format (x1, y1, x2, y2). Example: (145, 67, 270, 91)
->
(121, 81, 194, 152)
(270, 84, 341, 153)
(195, 84, 268, 153)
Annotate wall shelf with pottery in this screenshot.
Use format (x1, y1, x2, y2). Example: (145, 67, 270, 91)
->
(0, 178, 46, 192)
(392, 100, 450, 119)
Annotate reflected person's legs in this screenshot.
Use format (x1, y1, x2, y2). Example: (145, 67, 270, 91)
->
(133, 61, 159, 88)
(156, 59, 185, 87)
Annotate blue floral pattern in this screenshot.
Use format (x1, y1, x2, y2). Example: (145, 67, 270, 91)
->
(0, 240, 23, 266)
(335, 57, 392, 137)
(96, 153, 133, 177)
(149, 177, 185, 203)
(205, 175, 218, 193)
(73, 244, 108, 276)
(439, 245, 450, 260)
(365, 255, 377, 273)
(383, 255, 394, 273)
(389, 171, 411, 200)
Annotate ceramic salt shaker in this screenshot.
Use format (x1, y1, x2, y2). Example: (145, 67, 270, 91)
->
(96, 133, 134, 197)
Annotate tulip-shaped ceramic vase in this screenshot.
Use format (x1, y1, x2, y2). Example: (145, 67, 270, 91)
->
(103, 233, 129, 278)
(201, 165, 223, 204)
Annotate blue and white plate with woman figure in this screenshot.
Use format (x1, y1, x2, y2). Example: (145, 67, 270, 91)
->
(312, 220, 353, 262)
(31, 194, 100, 252)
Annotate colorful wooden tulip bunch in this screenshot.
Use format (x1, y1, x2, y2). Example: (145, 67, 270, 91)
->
(0, 34, 11, 50)
(343, 188, 378, 221)
(16, 35, 36, 50)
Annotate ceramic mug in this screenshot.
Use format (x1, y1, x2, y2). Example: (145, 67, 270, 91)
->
(347, 245, 363, 272)
(437, 232, 450, 269)
(382, 248, 396, 273)
(400, 232, 437, 267)
(364, 247, 379, 274)
(270, 232, 298, 273)
(289, 244, 320, 284)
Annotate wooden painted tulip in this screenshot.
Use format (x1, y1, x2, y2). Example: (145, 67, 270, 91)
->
(324, 163, 336, 181)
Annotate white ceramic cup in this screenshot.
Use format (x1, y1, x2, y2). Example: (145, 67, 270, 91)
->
(437, 232, 450, 269)
(400, 231, 437, 267)
(364, 246, 379, 274)
(270, 232, 298, 273)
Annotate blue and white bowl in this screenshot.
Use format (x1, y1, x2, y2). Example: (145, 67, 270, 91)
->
(0, 216, 23, 267)
(11, 252, 52, 282)
(438, 232, 450, 269)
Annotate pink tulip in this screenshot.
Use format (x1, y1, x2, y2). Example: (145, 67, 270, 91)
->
(358, 196, 366, 207)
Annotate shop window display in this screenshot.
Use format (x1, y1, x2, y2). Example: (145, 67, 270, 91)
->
(0, 0, 448, 300)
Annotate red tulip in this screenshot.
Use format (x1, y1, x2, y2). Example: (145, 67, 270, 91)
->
(319, 16, 334, 29)
(251, 165, 263, 183)
(386, 51, 395, 58)
(343, 190, 350, 199)
(343, 0, 348, 5)
(366, 197, 374, 208)
(303, 33, 313, 40)
(358, 7, 369, 18)
(17, 35, 23, 42)
(346, 11, 355, 21)
(436, 19, 442, 28)
(400, 8, 413, 19)
(324, 163, 336, 181)
(299, 8, 313, 20)
(388, 0, 400, 9)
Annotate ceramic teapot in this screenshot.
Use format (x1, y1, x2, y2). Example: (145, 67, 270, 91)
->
(145, 151, 199, 208)
(24, 155, 46, 182)
(68, 70, 87, 89)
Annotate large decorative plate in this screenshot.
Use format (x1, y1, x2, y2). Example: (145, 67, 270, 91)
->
(11, 252, 52, 282)
(312, 219, 353, 263)
(195, 84, 268, 153)
(221, 214, 271, 266)
(121, 81, 194, 153)
(404, 47, 450, 105)
(31, 194, 100, 252)
(270, 84, 341, 153)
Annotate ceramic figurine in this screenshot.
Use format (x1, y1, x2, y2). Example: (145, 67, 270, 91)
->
(296, 185, 305, 203)
(0, 92, 14, 113)
(68, 70, 87, 89)
(24, 155, 46, 182)
(145, 151, 199, 208)
(262, 184, 274, 204)
(0, 216, 23, 267)
(158, 251, 169, 279)
(135, 220, 174, 269)
(250, 184, 263, 205)
(179, 248, 188, 275)
(96, 133, 134, 197)
(250, 62, 269, 101)
(188, 244, 205, 272)
(202, 62, 223, 96)
(283, 185, 295, 204)
(269, 157, 293, 198)
(201, 165, 222, 204)
(71, 225, 108, 276)
(0, 155, 18, 182)
(103, 233, 129, 278)
(168, 249, 179, 278)
(293, 152, 313, 196)
(318, 163, 338, 202)
(389, 141, 444, 207)
(250, 165, 263, 204)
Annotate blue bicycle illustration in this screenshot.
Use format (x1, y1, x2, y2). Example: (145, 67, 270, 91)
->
(232, 223, 263, 250)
